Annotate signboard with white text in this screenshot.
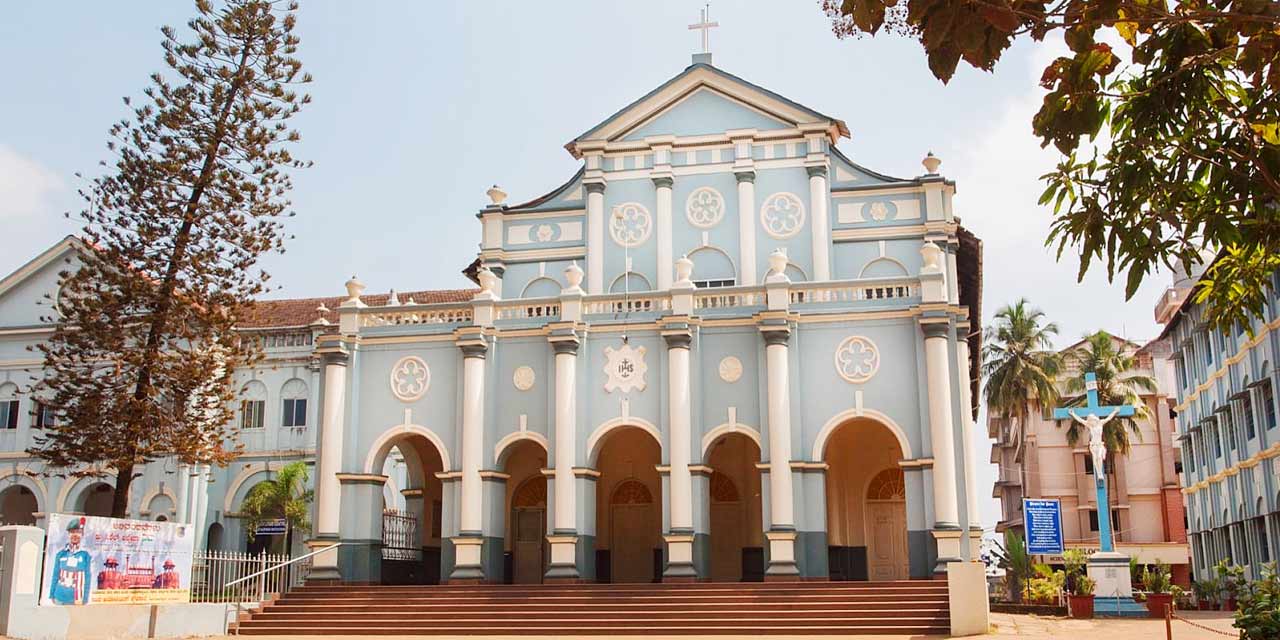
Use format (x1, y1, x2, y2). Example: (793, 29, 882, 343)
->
(1022, 498, 1064, 555)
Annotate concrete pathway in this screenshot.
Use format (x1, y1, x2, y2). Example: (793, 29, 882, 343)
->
(206, 610, 1242, 640)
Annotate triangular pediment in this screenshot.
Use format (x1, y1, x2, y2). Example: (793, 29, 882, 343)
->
(567, 63, 847, 156)
(0, 235, 84, 327)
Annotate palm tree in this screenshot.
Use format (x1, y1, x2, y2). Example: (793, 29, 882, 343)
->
(241, 461, 313, 555)
(983, 299, 1062, 460)
(1058, 330, 1158, 456)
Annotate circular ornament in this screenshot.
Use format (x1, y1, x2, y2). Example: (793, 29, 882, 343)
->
(833, 335, 880, 384)
(685, 187, 725, 228)
(609, 202, 653, 247)
(867, 201, 897, 222)
(760, 192, 806, 239)
(390, 356, 430, 402)
(718, 356, 743, 383)
(513, 366, 536, 391)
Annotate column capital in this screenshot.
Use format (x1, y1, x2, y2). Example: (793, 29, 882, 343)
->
(760, 320, 791, 346)
(551, 337, 580, 356)
(459, 341, 488, 359)
(921, 321, 952, 340)
(663, 332, 693, 350)
(651, 175, 674, 189)
(735, 170, 756, 184)
(319, 349, 349, 366)
(805, 165, 828, 178)
(584, 181, 606, 194)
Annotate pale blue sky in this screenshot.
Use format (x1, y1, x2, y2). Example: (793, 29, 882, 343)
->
(0, 1, 1176, 529)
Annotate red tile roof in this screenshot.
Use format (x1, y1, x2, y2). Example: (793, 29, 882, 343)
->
(240, 289, 477, 329)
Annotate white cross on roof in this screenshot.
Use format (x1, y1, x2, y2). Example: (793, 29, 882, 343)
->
(688, 4, 719, 54)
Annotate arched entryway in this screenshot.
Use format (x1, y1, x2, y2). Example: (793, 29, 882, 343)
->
(594, 426, 662, 583)
(368, 432, 447, 585)
(80, 482, 114, 517)
(501, 439, 548, 584)
(705, 432, 763, 581)
(0, 485, 38, 525)
(823, 417, 908, 581)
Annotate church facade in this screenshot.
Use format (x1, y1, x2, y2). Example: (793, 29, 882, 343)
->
(0, 54, 984, 584)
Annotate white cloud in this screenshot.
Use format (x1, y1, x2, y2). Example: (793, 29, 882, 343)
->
(0, 145, 64, 219)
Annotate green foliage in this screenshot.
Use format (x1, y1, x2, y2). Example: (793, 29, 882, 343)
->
(1027, 563, 1067, 604)
(823, 0, 1280, 332)
(1057, 331, 1158, 454)
(1195, 577, 1222, 605)
(992, 530, 1034, 603)
(241, 461, 313, 549)
(30, 0, 310, 517)
(1218, 559, 1247, 599)
(983, 299, 1061, 453)
(1142, 560, 1173, 594)
(1062, 549, 1095, 596)
(1234, 563, 1280, 640)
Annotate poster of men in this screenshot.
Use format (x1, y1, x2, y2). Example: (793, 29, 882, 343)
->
(40, 513, 195, 605)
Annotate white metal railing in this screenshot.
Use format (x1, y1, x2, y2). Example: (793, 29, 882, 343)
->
(191, 549, 311, 605)
(361, 303, 473, 327)
(495, 297, 561, 321)
(789, 278, 919, 304)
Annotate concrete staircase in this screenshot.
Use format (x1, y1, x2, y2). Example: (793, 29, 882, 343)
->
(233, 580, 951, 635)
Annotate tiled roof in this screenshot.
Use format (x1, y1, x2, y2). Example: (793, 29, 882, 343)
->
(240, 289, 477, 329)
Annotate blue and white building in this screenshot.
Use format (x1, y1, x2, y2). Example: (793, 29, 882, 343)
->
(0, 52, 984, 584)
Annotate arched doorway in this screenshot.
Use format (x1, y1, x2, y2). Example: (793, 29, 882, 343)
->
(368, 433, 446, 585)
(0, 485, 38, 525)
(594, 426, 662, 583)
(705, 432, 763, 581)
(823, 417, 907, 581)
(864, 468, 908, 581)
(207, 523, 224, 551)
(501, 438, 548, 584)
(81, 482, 114, 517)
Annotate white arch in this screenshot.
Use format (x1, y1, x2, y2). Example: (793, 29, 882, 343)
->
(858, 256, 909, 278)
(608, 271, 653, 293)
(811, 408, 914, 461)
(56, 475, 115, 514)
(521, 277, 562, 299)
(0, 468, 48, 513)
(784, 262, 808, 282)
(687, 245, 737, 280)
(139, 485, 177, 516)
(363, 423, 453, 474)
(494, 430, 550, 467)
(223, 461, 291, 513)
(700, 422, 763, 458)
(587, 416, 662, 466)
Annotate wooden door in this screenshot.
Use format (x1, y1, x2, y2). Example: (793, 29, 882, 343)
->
(513, 508, 545, 584)
(609, 479, 655, 583)
(867, 501, 907, 581)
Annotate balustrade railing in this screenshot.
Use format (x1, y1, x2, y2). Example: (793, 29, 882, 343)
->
(583, 294, 671, 316)
(693, 287, 764, 310)
(361, 304, 473, 327)
(495, 298, 561, 321)
(789, 278, 919, 305)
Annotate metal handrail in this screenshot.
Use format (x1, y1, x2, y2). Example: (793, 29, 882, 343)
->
(223, 541, 343, 588)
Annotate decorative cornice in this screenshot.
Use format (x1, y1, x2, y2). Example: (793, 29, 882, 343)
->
(335, 473, 387, 485)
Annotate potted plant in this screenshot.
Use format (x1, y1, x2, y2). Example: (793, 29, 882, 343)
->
(1233, 562, 1279, 640)
(1193, 578, 1220, 610)
(1026, 563, 1066, 605)
(1142, 561, 1175, 618)
(1062, 549, 1095, 618)
(1216, 559, 1245, 611)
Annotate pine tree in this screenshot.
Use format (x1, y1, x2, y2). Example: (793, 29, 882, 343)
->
(31, 0, 310, 518)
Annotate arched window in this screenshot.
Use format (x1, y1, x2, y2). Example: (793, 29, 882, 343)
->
(0, 383, 18, 430)
(687, 247, 735, 289)
(240, 380, 267, 430)
(281, 379, 308, 428)
(859, 257, 909, 278)
(609, 272, 652, 294)
(784, 263, 807, 283)
(521, 277, 561, 299)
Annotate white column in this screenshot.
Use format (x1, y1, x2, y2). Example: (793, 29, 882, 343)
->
(315, 352, 348, 540)
(192, 465, 210, 550)
(552, 341, 578, 532)
(654, 176, 674, 290)
(956, 337, 982, 560)
(764, 331, 794, 529)
(174, 463, 190, 525)
(807, 165, 830, 281)
(667, 333, 693, 530)
(459, 343, 487, 535)
(736, 171, 757, 286)
(924, 323, 960, 530)
(185, 467, 201, 525)
(586, 182, 606, 294)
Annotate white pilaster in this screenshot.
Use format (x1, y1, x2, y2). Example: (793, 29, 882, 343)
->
(924, 329, 959, 530)
(458, 342, 486, 535)
(315, 352, 348, 541)
(192, 464, 210, 550)
(764, 335, 794, 529)
(736, 172, 757, 286)
(552, 343, 577, 532)
(666, 334, 693, 531)
(174, 463, 190, 525)
(654, 176, 674, 290)
(807, 165, 831, 281)
(585, 180, 606, 295)
(956, 337, 983, 553)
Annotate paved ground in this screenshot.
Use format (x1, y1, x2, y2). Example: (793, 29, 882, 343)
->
(206, 610, 1242, 640)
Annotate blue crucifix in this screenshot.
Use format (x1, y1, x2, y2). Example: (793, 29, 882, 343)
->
(1052, 372, 1135, 553)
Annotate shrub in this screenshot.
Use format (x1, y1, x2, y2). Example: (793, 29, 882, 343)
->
(1234, 563, 1280, 640)
(1027, 563, 1066, 604)
(1142, 561, 1173, 594)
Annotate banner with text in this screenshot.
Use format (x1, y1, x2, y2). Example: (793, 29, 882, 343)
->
(41, 513, 195, 606)
(1022, 498, 1064, 555)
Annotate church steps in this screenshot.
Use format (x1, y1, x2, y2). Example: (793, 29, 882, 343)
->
(233, 582, 951, 636)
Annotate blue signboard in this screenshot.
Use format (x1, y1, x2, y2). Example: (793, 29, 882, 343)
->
(255, 518, 287, 536)
(1023, 498, 1064, 555)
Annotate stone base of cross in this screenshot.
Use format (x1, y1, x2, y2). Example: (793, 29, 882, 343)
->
(1053, 371, 1138, 598)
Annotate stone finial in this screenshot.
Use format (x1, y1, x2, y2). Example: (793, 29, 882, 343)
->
(477, 266, 498, 294)
(404, 296, 415, 305)
(674, 254, 694, 286)
(486, 185, 508, 206)
(922, 151, 942, 175)
(564, 261, 584, 291)
(344, 276, 365, 305)
(311, 303, 331, 326)
(387, 289, 401, 306)
(768, 248, 789, 277)
(920, 241, 944, 273)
